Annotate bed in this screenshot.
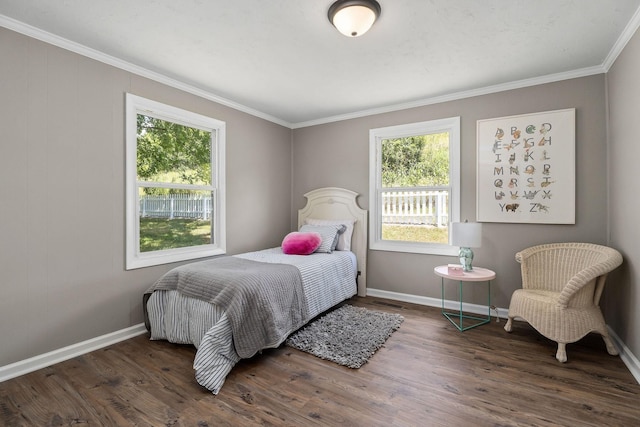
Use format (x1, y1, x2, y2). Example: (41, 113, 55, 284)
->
(143, 187, 368, 394)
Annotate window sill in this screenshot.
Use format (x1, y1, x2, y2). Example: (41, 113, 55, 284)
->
(370, 241, 458, 256)
(126, 245, 226, 270)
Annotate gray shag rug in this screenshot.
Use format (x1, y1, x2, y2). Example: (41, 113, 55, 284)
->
(285, 304, 404, 368)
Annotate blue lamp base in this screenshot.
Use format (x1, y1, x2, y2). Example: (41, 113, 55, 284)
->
(459, 247, 474, 271)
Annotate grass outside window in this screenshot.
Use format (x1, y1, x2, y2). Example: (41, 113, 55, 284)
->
(139, 218, 211, 252)
(382, 224, 448, 244)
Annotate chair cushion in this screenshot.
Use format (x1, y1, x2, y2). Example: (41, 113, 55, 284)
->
(516, 289, 559, 304)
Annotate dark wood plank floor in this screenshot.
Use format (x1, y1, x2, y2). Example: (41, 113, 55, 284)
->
(1, 296, 639, 426)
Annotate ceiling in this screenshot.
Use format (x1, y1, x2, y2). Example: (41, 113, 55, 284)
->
(2, 1, 640, 127)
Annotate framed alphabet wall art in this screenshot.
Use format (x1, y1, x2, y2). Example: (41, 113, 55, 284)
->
(476, 108, 575, 224)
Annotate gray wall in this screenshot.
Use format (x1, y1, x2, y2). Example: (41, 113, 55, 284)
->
(292, 74, 610, 309)
(0, 28, 292, 366)
(606, 27, 640, 360)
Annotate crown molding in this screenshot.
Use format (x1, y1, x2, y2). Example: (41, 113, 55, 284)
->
(0, 14, 293, 129)
(291, 65, 605, 128)
(602, 5, 640, 71)
(3, 10, 635, 131)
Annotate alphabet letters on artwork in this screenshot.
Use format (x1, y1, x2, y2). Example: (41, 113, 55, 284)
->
(490, 122, 552, 215)
(477, 109, 575, 224)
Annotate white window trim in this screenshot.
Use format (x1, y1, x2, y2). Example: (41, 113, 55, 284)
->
(369, 117, 460, 256)
(125, 93, 226, 270)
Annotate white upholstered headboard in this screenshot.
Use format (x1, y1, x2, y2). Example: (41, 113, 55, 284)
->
(298, 187, 368, 297)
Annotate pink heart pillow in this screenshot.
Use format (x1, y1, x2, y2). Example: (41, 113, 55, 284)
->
(282, 232, 322, 255)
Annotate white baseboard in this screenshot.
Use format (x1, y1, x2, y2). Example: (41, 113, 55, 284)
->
(0, 323, 148, 383)
(365, 287, 639, 384)
(608, 327, 640, 384)
(365, 287, 508, 319)
(3, 295, 638, 387)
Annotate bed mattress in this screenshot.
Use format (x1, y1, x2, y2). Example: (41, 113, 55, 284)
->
(145, 247, 357, 394)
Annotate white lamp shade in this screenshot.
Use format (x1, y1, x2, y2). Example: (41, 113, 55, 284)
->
(332, 5, 377, 37)
(451, 222, 482, 248)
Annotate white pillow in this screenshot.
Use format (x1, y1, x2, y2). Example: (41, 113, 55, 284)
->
(304, 218, 356, 251)
(298, 224, 346, 253)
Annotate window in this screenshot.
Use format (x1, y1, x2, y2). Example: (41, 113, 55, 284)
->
(369, 117, 460, 255)
(126, 94, 226, 269)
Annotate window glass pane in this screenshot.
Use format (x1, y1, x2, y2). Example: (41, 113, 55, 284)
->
(136, 114, 212, 185)
(138, 189, 213, 252)
(381, 132, 449, 188)
(380, 132, 450, 244)
(381, 190, 449, 244)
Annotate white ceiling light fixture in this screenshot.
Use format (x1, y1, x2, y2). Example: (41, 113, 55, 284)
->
(328, 0, 382, 38)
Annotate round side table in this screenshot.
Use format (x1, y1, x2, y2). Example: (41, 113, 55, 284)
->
(434, 265, 496, 331)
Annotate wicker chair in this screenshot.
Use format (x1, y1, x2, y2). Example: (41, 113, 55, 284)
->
(504, 242, 623, 362)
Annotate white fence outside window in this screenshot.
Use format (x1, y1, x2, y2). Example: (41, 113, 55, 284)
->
(140, 194, 212, 220)
(140, 190, 447, 226)
(382, 190, 448, 227)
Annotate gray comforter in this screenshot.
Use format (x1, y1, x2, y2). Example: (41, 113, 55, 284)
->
(145, 256, 308, 358)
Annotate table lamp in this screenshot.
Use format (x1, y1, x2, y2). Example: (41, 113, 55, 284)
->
(451, 221, 482, 272)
